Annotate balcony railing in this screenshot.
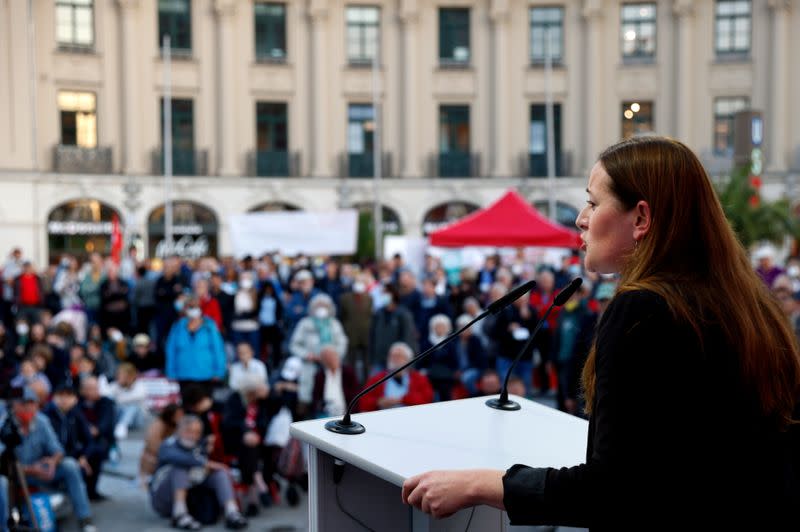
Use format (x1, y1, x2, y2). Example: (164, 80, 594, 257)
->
(429, 152, 480, 178)
(151, 148, 208, 176)
(246, 150, 300, 177)
(339, 152, 393, 178)
(519, 151, 573, 177)
(53, 145, 112, 174)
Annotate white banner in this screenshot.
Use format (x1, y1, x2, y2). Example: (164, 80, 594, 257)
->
(228, 210, 358, 257)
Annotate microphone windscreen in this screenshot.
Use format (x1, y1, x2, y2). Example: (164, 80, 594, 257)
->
(487, 280, 536, 315)
(554, 277, 583, 306)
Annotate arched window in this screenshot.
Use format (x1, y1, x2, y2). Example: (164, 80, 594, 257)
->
(148, 201, 218, 258)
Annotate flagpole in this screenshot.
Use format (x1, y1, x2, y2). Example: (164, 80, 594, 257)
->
(163, 35, 174, 256)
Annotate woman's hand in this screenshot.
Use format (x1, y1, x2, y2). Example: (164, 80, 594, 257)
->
(401, 469, 505, 519)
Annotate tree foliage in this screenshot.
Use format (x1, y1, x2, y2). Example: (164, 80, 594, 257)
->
(716, 165, 799, 249)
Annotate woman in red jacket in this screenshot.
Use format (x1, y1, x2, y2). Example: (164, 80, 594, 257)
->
(358, 342, 434, 412)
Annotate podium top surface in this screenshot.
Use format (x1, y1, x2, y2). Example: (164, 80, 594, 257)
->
(290, 395, 588, 487)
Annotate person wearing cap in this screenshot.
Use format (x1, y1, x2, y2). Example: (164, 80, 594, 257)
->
(0, 387, 97, 532)
(284, 269, 319, 334)
(130, 333, 162, 372)
(754, 247, 784, 288)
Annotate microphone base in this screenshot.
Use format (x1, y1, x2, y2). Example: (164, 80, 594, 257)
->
(324, 419, 366, 435)
(485, 397, 521, 411)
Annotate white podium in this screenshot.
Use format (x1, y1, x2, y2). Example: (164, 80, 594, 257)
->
(290, 395, 588, 531)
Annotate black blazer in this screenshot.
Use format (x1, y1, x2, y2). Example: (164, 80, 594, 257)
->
(220, 392, 278, 456)
(503, 290, 800, 529)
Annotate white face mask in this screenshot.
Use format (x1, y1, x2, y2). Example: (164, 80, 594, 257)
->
(178, 438, 197, 449)
(16, 323, 29, 336)
(241, 279, 254, 290)
(187, 308, 202, 320)
(313, 307, 329, 319)
(352, 282, 366, 294)
(109, 330, 124, 343)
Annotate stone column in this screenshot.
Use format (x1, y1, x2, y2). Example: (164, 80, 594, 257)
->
(582, 0, 604, 170)
(490, 0, 510, 176)
(400, 0, 419, 177)
(673, 0, 694, 145)
(117, 0, 142, 174)
(214, 0, 238, 176)
(309, 0, 329, 177)
(768, 0, 790, 172)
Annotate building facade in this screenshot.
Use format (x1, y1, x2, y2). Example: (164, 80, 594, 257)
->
(0, 0, 798, 263)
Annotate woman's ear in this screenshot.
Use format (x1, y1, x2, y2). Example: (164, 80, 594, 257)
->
(632, 200, 651, 241)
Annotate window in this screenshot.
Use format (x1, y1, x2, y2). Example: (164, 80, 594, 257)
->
(256, 102, 289, 176)
(714, 97, 749, 155)
(621, 3, 656, 59)
(715, 0, 751, 56)
(158, 0, 191, 52)
(346, 6, 380, 65)
(347, 104, 375, 177)
(439, 8, 470, 65)
(439, 105, 471, 177)
(160, 98, 195, 175)
(621, 101, 654, 139)
(529, 104, 562, 176)
(58, 91, 97, 148)
(56, 0, 94, 49)
(255, 3, 286, 61)
(529, 7, 564, 65)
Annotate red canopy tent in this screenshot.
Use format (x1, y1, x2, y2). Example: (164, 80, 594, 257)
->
(428, 189, 581, 248)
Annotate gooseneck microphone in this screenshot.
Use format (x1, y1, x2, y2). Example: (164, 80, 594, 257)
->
(325, 280, 537, 435)
(487, 277, 583, 411)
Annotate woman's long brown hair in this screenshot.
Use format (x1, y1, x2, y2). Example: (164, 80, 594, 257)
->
(581, 136, 800, 429)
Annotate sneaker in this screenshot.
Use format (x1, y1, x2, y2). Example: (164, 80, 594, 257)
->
(171, 513, 201, 530)
(79, 518, 98, 532)
(244, 502, 260, 517)
(224, 511, 248, 530)
(114, 423, 128, 440)
(109, 445, 121, 464)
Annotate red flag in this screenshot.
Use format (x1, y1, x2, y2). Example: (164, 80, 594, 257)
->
(111, 214, 122, 264)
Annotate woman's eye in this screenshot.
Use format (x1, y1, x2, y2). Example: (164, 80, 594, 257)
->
(586, 200, 596, 209)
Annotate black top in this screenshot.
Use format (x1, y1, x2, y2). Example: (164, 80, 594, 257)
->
(503, 290, 799, 529)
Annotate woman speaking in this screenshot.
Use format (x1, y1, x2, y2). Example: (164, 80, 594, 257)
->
(402, 136, 800, 527)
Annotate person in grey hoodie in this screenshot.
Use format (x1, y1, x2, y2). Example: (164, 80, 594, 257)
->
(149, 415, 247, 530)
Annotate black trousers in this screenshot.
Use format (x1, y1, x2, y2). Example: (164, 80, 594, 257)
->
(237, 444, 280, 486)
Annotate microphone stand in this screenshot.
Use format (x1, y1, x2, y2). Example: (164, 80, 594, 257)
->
(487, 277, 583, 411)
(325, 280, 536, 434)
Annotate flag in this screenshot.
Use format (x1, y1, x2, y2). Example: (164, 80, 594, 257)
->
(111, 214, 122, 264)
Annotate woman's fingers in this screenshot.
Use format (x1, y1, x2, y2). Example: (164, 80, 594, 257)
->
(402, 474, 422, 504)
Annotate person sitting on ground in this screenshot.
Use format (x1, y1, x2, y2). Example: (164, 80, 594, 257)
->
(105, 362, 148, 440)
(507, 375, 527, 398)
(139, 403, 184, 482)
(0, 387, 97, 532)
(358, 342, 434, 412)
(10, 357, 52, 396)
(473, 369, 502, 397)
(311, 344, 359, 418)
(149, 415, 248, 530)
(78, 375, 116, 501)
(129, 333, 163, 373)
(228, 342, 268, 393)
(221, 373, 279, 517)
(43, 385, 94, 485)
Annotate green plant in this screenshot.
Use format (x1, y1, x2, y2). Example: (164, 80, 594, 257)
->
(716, 165, 799, 248)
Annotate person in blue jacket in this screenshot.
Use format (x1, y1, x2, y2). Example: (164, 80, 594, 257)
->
(165, 296, 227, 400)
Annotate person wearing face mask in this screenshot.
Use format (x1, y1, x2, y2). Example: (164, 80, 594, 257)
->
(338, 272, 373, 383)
(284, 269, 320, 334)
(368, 284, 418, 376)
(414, 277, 452, 345)
(358, 342, 434, 412)
(288, 293, 348, 416)
(165, 296, 227, 399)
(230, 273, 261, 358)
(418, 314, 460, 401)
(0, 387, 98, 532)
(149, 415, 248, 530)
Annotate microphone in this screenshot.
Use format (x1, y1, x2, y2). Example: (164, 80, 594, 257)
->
(487, 277, 583, 411)
(325, 279, 537, 434)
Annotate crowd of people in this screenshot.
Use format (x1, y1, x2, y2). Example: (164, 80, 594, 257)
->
(0, 241, 793, 530)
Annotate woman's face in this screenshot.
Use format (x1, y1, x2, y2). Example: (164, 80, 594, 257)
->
(576, 163, 637, 274)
